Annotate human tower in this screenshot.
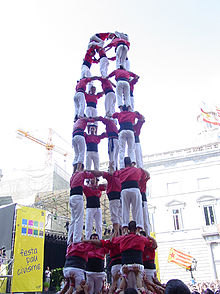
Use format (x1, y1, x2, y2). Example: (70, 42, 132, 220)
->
(61, 32, 163, 294)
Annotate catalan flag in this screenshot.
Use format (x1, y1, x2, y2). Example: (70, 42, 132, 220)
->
(168, 248, 193, 270)
(201, 108, 220, 126)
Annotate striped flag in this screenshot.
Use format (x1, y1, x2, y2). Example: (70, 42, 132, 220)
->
(201, 108, 220, 126)
(168, 248, 193, 270)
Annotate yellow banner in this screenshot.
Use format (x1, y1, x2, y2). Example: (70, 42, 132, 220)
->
(150, 232, 160, 281)
(11, 206, 45, 292)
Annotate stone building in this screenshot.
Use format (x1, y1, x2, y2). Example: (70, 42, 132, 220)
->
(144, 141, 220, 283)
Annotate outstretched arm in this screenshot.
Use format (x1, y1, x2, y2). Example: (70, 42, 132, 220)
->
(86, 170, 104, 178)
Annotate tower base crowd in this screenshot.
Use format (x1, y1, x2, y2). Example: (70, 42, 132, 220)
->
(59, 32, 197, 294)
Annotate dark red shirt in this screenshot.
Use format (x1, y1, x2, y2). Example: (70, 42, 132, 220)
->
(96, 33, 110, 41)
(133, 120, 145, 137)
(87, 246, 109, 260)
(112, 111, 142, 125)
(84, 133, 107, 144)
(76, 78, 92, 92)
(102, 233, 151, 253)
(139, 169, 150, 194)
(70, 171, 94, 188)
(85, 92, 103, 104)
(97, 77, 114, 92)
(66, 242, 96, 261)
(103, 172, 121, 194)
(143, 245, 156, 262)
(107, 38, 130, 49)
(114, 166, 142, 183)
(108, 69, 136, 81)
(73, 118, 94, 133)
(98, 117, 118, 136)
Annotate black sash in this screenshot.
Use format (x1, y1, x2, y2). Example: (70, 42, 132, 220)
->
(83, 60, 91, 68)
(122, 249, 143, 265)
(119, 122, 134, 132)
(64, 256, 86, 270)
(107, 191, 121, 200)
(87, 102, 96, 108)
(86, 196, 100, 208)
(135, 136, 140, 143)
(70, 186, 83, 196)
(121, 180, 139, 190)
(87, 142, 98, 152)
(86, 258, 104, 272)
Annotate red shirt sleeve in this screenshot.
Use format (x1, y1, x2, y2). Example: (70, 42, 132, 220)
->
(112, 112, 118, 119)
(108, 70, 116, 78)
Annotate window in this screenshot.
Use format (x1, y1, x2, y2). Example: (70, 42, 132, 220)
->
(172, 209, 182, 230)
(167, 182, 180, 195)
(203, 205, 215, 226)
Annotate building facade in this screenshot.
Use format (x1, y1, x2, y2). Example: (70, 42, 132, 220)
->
(144, 142, 220, 284)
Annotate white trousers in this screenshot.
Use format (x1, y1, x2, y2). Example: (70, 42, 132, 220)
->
(135, 142, 143, 168)
(86, 106, 97, 118)
(125, 58, 130, 71)
(109, 199, 122, 225)
(63, 267, 85, 288)
(86, 271, 106, 294)
(130, 95, 134, 111)
(116, 80, 131, 107)
(100, 57, 109, 77)
(86, 151, 100, 170)
(85, 208, 102, 239)
(121, 188, 143, 228)
(74, 92, 85, 118)
(121, 264, 144, 290)
(67, 195, 84, 244)
(144, 269, 156, 281)
(119, 130, 136, 169)
(143, 201, 151, 235)
(116, 44, 128, 68)
(105, 92, 116, 116)
(81, 65, 93, 90)
(111, 264, 122, 288)
(108, 138, 119, 170)
(72, 135, 85, 165)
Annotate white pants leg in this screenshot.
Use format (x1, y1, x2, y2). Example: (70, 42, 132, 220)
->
(74, 92, 85, 118)
(116, 81, 130, 107)
(116, 44, 128, 68)
(72, 135, 85, 165)
(127, 130, 136, 163)
(100, 57, 109, 77)
(121, 188, 143, 228)
(81, 65, 92, 79)
(94, 208, 102, 239)
(85, 208, 95, 239)
(105, 92, 116, 116)
(135, 142, 143, 168)
(63, 267, 85, 288)
(130, 95, 134, 111)
(108, 138, 119, 170)
(109, 199, 122, 225)
(67, 195, 84, 244)
(125, 58, 130, 71)
(86, 151, 100, 170)
(111, 265, 122, 288)
(86, 272, 105, 294)
(144, 269, 157, 281)
(118, 130, 135, 168)
(86, 106, 97, 118)
(143, 201, 151, 235)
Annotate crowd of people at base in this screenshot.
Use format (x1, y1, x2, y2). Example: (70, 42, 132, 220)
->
(188, 281, 220, 294)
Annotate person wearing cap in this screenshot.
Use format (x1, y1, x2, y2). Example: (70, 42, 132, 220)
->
(72, 117, 95, 167)
(85, 233, 109, 294)
(96, 116, 119, 170)
(139, 169, 151, 235)
(107, 66, 139, 109)
(68, 163, 94, 245)
(85, 125, 107, 170)
(133, 115, 145, 168)
(83, 178, 105, 239)
(112, 108, 143, 169)
(85, 86, 104, 119)
(114, 157, 144, 231)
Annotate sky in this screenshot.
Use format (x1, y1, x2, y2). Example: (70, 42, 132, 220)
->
(1, 0, 220, 176)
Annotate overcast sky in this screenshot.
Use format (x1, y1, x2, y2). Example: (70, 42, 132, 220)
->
(1, 0, 220, 175)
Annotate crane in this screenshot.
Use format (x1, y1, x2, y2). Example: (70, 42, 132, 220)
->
(16, 128, 73, 165)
